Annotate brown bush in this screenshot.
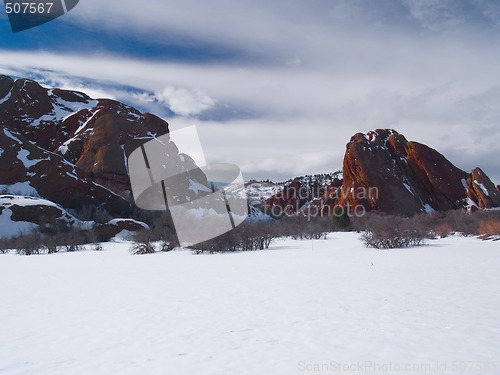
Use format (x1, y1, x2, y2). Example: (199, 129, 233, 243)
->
(433, 224, 453, 238)
(360, 214, 431, 249)
(477, 218, 500, 236)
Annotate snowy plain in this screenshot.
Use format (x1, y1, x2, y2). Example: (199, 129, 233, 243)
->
(0, 233, 499, 375)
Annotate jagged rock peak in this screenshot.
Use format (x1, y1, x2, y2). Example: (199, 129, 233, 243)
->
(467, 167, 500, 209)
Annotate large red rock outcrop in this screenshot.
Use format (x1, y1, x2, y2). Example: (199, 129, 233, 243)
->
(338, 129, 500, 215)
(338, 129, 471, 215)
(0, 75, 210, 206)
(0, 75, 172, 199)
(264, 129, 499, 217)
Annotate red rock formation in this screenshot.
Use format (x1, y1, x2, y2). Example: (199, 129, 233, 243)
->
(0, 78, 54, 135)
(69, 106, 167, 199)
(338, 129, 499, 215)
(466, 168, 500, 209)
(0, 75, 209, 203)
(0, 76, 170, 199)
(265, 129, 499, 217)
(0, 127, 131, 217)
(264, 180, 306, 216)
(263, 176, 334, 217)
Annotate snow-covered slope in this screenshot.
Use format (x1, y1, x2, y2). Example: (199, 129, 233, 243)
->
(244, 181, 284, 205)
(0, 195, 84, 238)
(0, 233, 498, 375)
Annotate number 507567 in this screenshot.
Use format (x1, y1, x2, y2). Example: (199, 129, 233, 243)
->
(5, 2, 54, 14)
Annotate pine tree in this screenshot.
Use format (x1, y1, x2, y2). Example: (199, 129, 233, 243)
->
(332, 206, 351, 231)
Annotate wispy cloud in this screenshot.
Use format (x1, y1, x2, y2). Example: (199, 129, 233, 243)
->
(155, 85, 215, 117)
(1, 0, 500, 182)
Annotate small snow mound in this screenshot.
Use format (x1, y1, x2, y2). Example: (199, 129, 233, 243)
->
(107, 218, 149, 230)
(0, 195, 59, 208)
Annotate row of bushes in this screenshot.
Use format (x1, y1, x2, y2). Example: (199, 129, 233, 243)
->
(188, 221, 278, 254)
(351, 209, 500, 249)
(0, 229, 103, 256)
(128, 213, 341, 255)
(187, 215, 348, 254)
(3, 206, 499, 255)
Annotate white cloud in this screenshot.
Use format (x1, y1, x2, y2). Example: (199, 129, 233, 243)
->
(2, 1, 500, 182)
(155, 85, 214, 117)
(130, 92, 156, 104)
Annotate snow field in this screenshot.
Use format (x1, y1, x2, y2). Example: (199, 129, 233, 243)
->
(0, 233, 499, 375)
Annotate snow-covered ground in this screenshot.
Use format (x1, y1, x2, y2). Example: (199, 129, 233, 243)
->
(1, 233, 499, 375)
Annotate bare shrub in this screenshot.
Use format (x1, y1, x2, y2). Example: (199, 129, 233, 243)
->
(433, 224, 453, 238)
(240, 222, 279, 250)
(477, 218, 500, 236)
(427, 209, 500, 237)
(0, 238, 12, 254)
(435, 209, 481, 236)
(42, 234, 60, 254)
(277, 216, 330, 240)
(56, 231, 85, 252)
(92, 243, 104, 251)
(351, 210, 379, 233)
(190, 220, 280, 253)
(149, 211, 177, 241)
(158, 240, 176, 252)
(130, 230, 156, 255)
(360, 214, 431, 249)
(15, 231, 45, 255)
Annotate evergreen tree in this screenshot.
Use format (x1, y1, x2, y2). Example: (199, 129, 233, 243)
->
(332, 206, 351, 231)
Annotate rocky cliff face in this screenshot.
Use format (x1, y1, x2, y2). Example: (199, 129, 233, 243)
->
(265, 129, 499, 216)
(0, 75, 210, 229)
(0, 75, 173, 200)
(339, 129, 499, 214)
(0, 127, 131, 216)
(338, 129, 471, 215)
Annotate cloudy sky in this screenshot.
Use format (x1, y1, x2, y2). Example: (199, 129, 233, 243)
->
(1, 0, 500, 183)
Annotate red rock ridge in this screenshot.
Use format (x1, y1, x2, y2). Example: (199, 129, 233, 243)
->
(264, 129, 499, 217)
